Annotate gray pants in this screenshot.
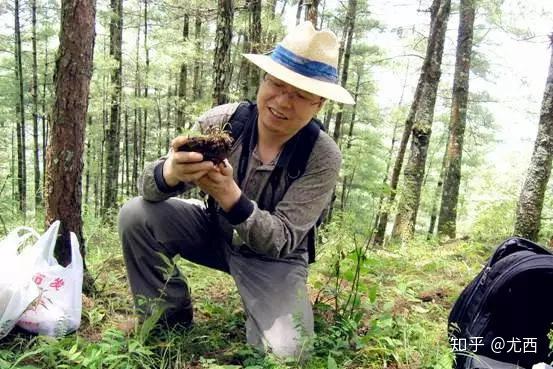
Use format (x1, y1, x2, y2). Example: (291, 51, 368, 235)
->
(118, 197, 313, 358)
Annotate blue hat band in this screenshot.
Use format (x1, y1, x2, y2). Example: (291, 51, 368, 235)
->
(270, 45, 338, 83)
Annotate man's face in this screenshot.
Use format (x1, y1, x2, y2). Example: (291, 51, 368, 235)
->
(257, 74, 325, 139)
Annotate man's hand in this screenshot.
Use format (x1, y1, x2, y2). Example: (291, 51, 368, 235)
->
(195, 159, 242, 212)
(163, 136, 215, 187)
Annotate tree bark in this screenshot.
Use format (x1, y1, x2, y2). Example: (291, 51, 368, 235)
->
(248, 0, 261, 98)
(428, 133, 449, 238)
(156, 92, 163, 156)
(99, 62, 107, 212)
(176, 14, 189, 133)
(332, 0, 357, 144)
(45, 0, 95, 290)
(103, 0, 123, 214)
(141, 0, 149, 169)
(346, 69, 361, 150)
(391, 0, 451, 242)
(14, 0, 26, 216)
(437, 0, 475, 239)
(374, 46, 425, 245)
(31, 0, 41, 209)
(305, 0, 320, 26)
(340, 69, 361, 210)
(296, 0, 303, 25)
(324, 0, 353, 220)
(124, 108, 130, 196)
(132, 5, 141, 196)
(263, 0, 278, 48)
(192, 15, 202, 100)
(238, 31, 250, 98)
(513, 35, 553, 241)
(42, 27, 49, 187)
(84, 116, 92, 205)
(212, 0, 234, 106)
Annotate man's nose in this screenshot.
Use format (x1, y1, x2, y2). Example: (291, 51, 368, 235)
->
(274, 89, 294, 108)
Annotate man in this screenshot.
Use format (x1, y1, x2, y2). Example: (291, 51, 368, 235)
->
(118, 21, 354, 358)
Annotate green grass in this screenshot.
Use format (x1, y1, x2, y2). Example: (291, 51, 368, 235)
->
(0, 212, 493, 369)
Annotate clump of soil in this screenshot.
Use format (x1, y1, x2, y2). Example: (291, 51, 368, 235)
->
(177, 127, 233, 164)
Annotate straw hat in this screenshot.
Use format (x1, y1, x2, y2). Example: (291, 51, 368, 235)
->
(243, 21, 355, 105)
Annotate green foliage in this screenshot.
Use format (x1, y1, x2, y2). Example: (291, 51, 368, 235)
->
(0, 205, 496, 369)
(3, 329, 157, 369)
(471, 198, 517, 242)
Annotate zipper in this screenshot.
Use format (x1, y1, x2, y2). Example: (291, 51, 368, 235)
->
(457, 251, 533, 332)
(467, 256, 553, 337)
(451, 265, 492, 326)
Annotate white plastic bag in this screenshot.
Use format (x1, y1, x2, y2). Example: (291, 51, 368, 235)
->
(17, 221, 83, 336)
(0, 227, 41, 339)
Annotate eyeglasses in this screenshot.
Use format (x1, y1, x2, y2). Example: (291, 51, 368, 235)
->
(263, 75, 324, 106)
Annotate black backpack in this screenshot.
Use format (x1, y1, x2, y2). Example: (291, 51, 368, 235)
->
(448, 237, 553, 368)
(219, 101, 325, 263)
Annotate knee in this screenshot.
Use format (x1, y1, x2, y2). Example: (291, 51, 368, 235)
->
(118, 197, 149, 240)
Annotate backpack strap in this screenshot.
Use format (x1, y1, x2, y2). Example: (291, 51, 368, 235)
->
(205, 102, 255, 218)
(264, 120, 321, 263)
(225, 101, 257, 187)
(290, 120, 321, 263)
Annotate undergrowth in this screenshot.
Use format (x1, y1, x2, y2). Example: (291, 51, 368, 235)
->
(0, 210, 491, 369)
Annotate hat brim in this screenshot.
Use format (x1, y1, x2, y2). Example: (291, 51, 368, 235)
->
(243, 54, 355, 105)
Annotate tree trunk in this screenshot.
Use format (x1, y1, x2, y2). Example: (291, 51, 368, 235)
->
(212, 0, 234, 106)
(14, 0, 26, 217)
(327, 10, 347, 138)
(11, 128, 16, 208)
(238, 0, 262, 100)
(84, 116, 92, 205)
(437, 0, 475, 239)
(132, 7, 141, 195)
(372, 117, 401, 243)
(142, 0, 149, 168)
(176, 14, 189, 133)
(324, 0, 354, 218)
(318, 0, 326, 28)
(305, 0, 320, 26)
(428, 134, 449, 238)
(42, 31, 49, 187)
(513, 35, 553, 241)
(332, 0, 357, 144)
(103, 0, 123, 214)
(391, 0, 451, 242)
(99, 61, 107, 212)
(45, 0, 95, 292)
(248, 0, 261, 98)
(263, 0, 277, 48)
(340, 68, 361, 210)
(166, 84, 172, 145)
(346, 69, 361, 149)
(238, 32, 250, 98)
(296, 0, 303, 25)
(156, 92, 163, 156)
(124, 107, 130, 196)
(374, 46, 421, 246)
(31, 0, 41, 210)
(372, 55, 415, 244)
(192, 15, 202, 100)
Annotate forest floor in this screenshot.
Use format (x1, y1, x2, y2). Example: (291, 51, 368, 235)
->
(0, 215, 495, 369)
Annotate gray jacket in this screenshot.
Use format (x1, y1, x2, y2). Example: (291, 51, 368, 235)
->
(139, 103, 342, 263)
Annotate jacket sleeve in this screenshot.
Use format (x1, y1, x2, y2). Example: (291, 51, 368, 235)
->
(138, 158, 193, 201)
(224, 132, 342, 258)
